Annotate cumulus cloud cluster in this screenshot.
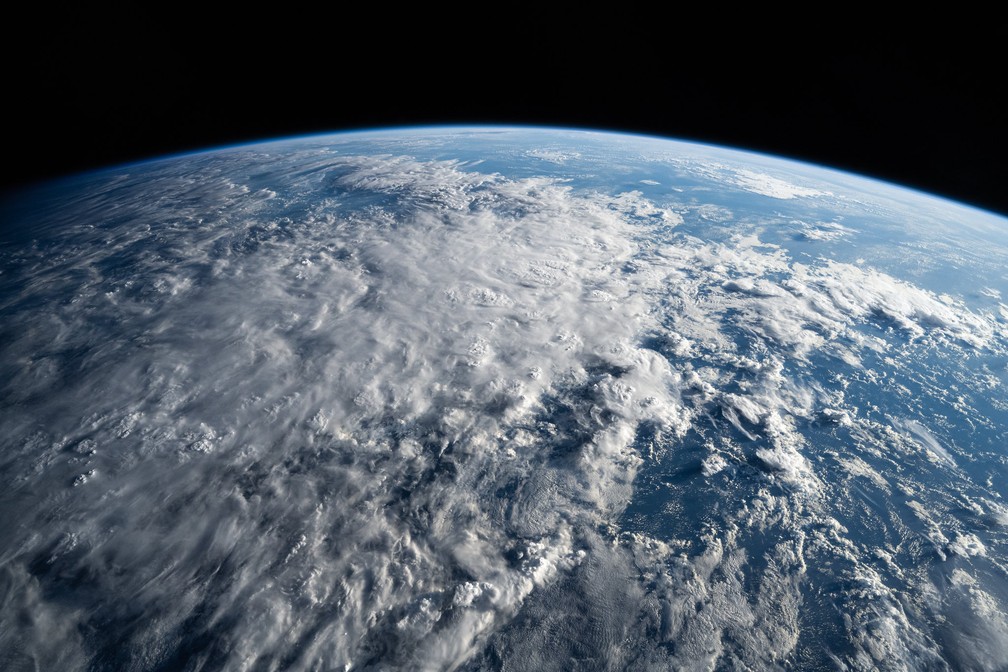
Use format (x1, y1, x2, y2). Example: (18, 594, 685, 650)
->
(1, 136, 1006, 671)
(0, 151, 689, 670)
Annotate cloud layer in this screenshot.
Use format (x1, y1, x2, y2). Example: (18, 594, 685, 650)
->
(1, 132, 1006, 671)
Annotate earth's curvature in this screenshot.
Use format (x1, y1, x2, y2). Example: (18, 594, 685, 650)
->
(2, 127, 1007, 671)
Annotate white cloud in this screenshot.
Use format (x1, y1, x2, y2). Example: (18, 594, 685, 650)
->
(1, 139, 1005, 671)
(980, 287, 1001, 299)
(892, 418, 957, 468)
(790, 219, 857, 241)
(525, 148, 581, 164)
(731, 169, 830, 199)
(0, 152, 689, 671)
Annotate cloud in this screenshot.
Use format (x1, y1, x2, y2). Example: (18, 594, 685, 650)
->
(0, 151, 688, 671)
(891, 418, 957, 468)
(730, 169, 830, 199)
(525, 148, 582, 164)
(1, 137, 1006, 671)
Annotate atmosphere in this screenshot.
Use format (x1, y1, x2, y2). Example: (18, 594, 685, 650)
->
(3, 20, 1007, 672)
(2, 128, 1007, 670)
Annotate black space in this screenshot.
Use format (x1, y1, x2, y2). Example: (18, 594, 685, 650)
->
(4, 24, 1006, 215)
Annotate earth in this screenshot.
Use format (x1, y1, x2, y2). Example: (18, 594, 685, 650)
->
(2, 127, 1007, 671)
